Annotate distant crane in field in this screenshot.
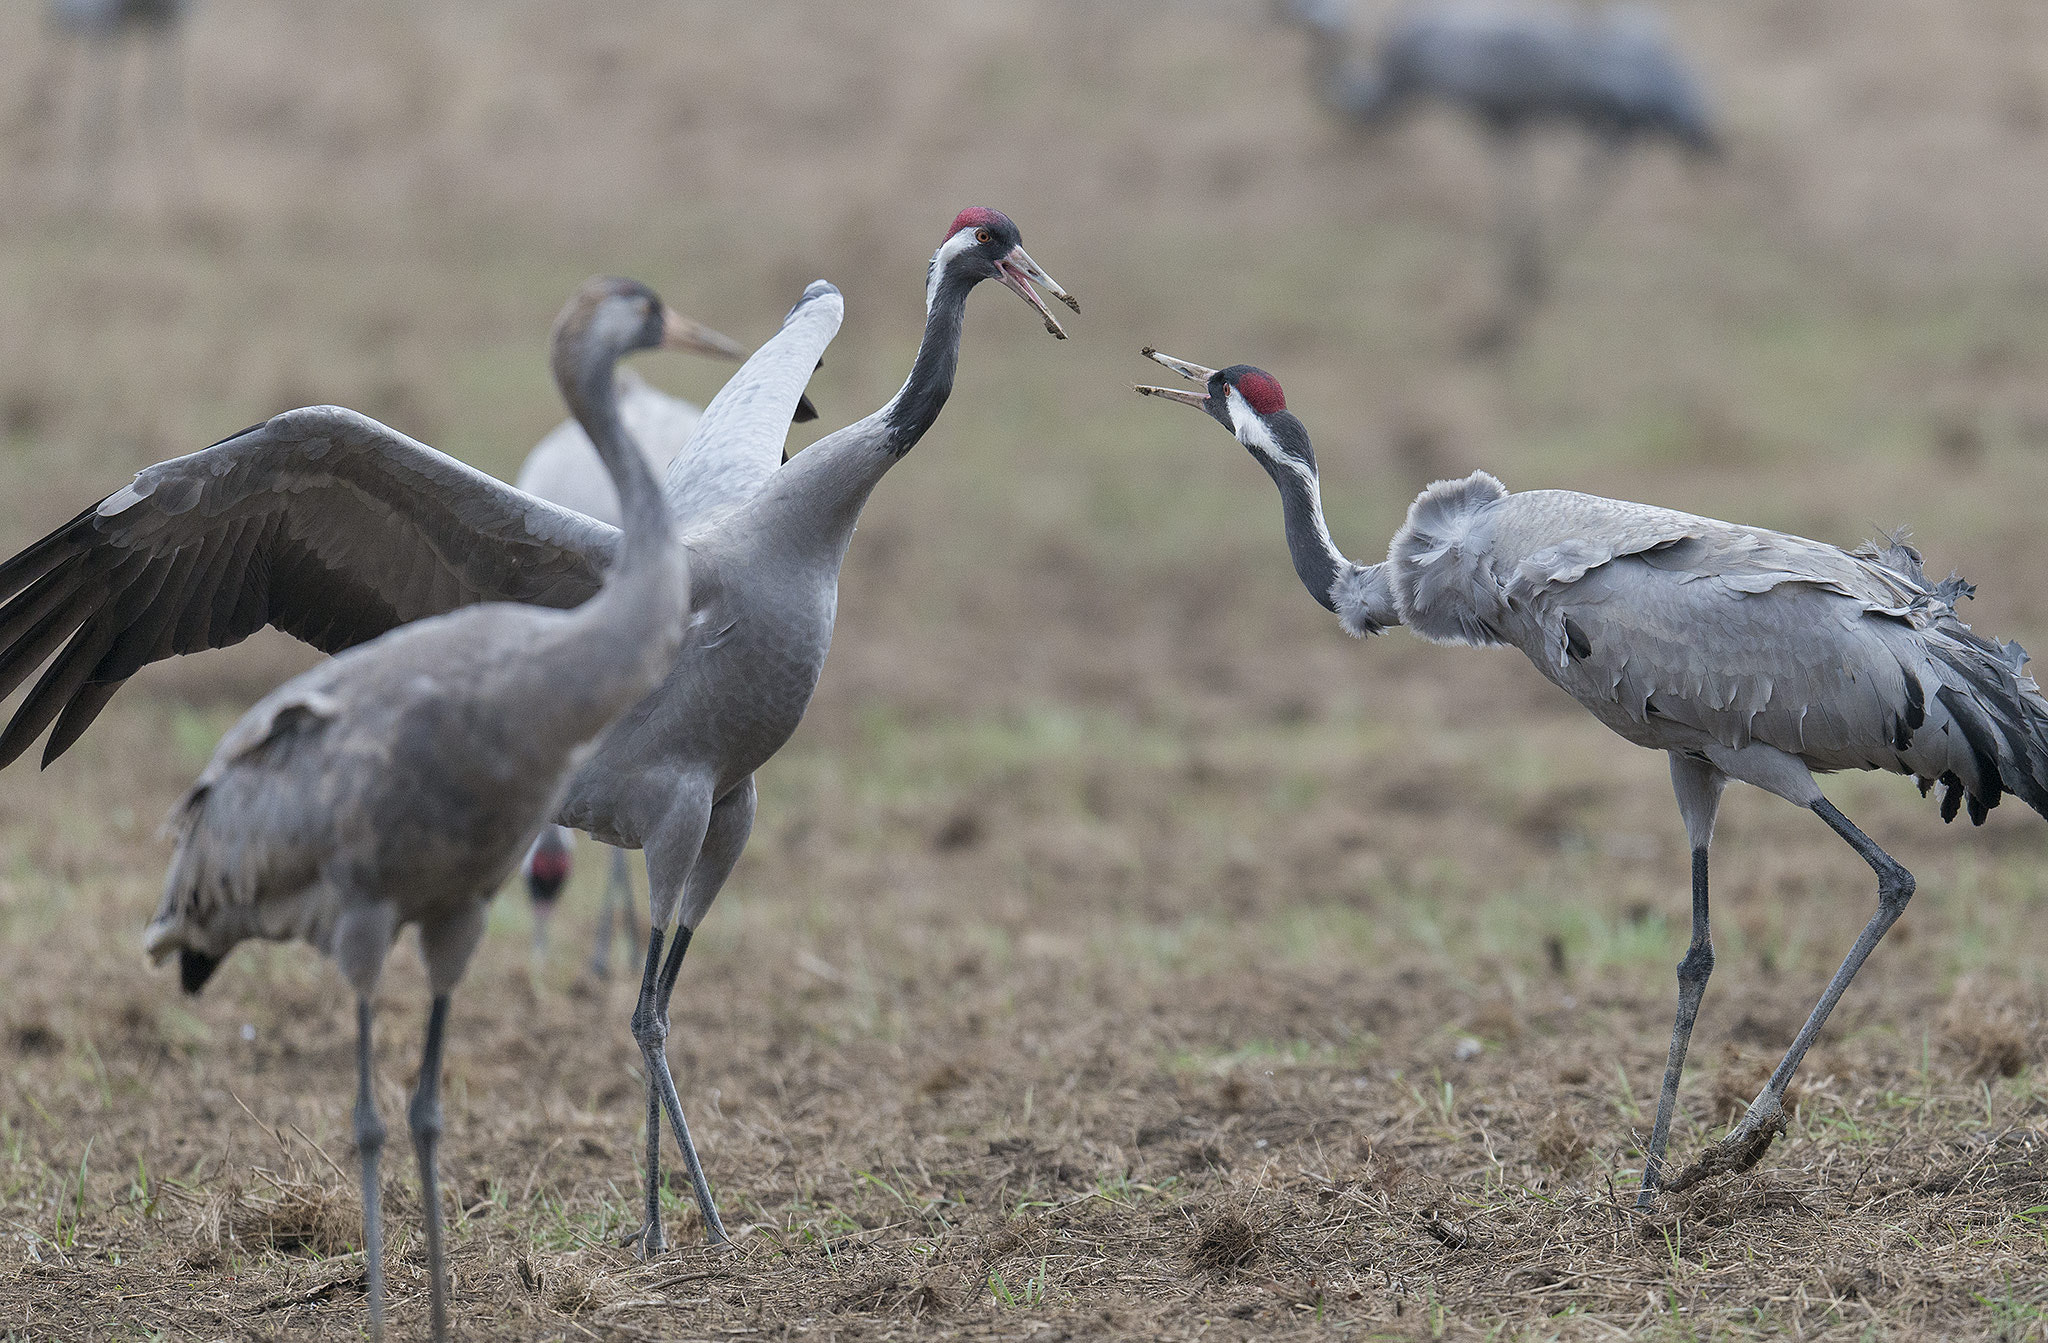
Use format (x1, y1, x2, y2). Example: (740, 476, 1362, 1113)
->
(143, 277, 698, 1342)
(0, 206, 1074, 1256)
(1136, 348, 2048, 1203)
(1279, 0, 1718, 350)
(512, 336, 818, 977)
(46, 0, 192, 194)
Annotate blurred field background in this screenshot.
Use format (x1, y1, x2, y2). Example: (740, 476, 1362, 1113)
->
(1, 1, 2046, 1338)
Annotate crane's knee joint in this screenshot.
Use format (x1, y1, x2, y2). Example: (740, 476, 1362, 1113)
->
(1676, 944, 1714, 985)
(1878, 868, 1914, 912)
(353, 1107, 386, 1156)
(630, 1009, 668, 1048)
(406, 1094, 442, 1141)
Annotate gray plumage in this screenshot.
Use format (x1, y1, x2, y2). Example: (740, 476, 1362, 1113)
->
(1389, 474, 2047, 817)
(0, 206, 1076, 1257)
(47, 0, 186, 37)
(1139, 350, 2048, 1207)
(1285, 0, 1717, 148)
(513, 358, 818, 535)
(145, 277, 693, 1343)
(512, 305, 814, 972)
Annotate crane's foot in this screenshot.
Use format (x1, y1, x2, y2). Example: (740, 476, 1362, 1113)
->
(1663, 1106, 1786, 1195)
(623, 1218, 663, 1259)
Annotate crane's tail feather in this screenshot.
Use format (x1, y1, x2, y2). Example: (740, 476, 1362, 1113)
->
(178, 948, 222, 995)
(1919, 627, 2048, 825)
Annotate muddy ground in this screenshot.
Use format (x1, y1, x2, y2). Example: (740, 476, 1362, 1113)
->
(1, 1, 2046, 1338)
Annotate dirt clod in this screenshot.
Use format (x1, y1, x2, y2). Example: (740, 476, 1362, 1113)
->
(1188, 1212, 1264, 1276)
(1664, 1112, 1790, 1195)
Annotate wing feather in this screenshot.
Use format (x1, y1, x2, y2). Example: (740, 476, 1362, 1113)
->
(0, 404, 619, 767)
(663, 282, 843, 532)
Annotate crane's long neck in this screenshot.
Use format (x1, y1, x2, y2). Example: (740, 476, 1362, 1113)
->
(748, 265, 978, 568)
(537, 353, 686, 718)
(568, 360, 674, 573)
(1254, 420, 1399, 638)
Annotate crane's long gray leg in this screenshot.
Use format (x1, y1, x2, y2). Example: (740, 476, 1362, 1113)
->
(1497, 133, 1546, 306)
(644, 778, 755, 1247)
(1673, 795, 1915, 1188)
(629, 790, 713, 1258)
(1638, 755, 1726, 1207)
(591, 845, 633, 979)
(1464, 131, 1545, 356)
(1556, 139, 1624, 258)
(631, 930, 670, 1258)
(646, 925, 722, 1246)
(352, 997, 387, 1343)
(407, 995, 453, 1343)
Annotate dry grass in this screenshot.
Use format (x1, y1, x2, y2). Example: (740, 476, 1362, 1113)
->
(2, 0, 2048, 1338)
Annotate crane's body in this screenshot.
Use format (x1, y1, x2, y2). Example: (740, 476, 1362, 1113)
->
(150, 590, 662, 984)
(47, 0, 186, 36)
(514, 315, 820, 975)
(1138, 349, 2048, 1204)
(1297, 0, 1716, 149)
(1389, 476, 2045, 814)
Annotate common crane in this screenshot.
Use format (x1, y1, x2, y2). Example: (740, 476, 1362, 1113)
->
(45, 0, 192, 196)
(0, 207, 1074, 1254)
(144, 277, 700, 1341)
(1280, 0, 1718, 348)
(1137, 349, 2048, 1203)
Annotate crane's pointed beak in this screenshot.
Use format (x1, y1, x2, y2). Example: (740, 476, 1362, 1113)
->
(1133, 384, 1209, 409)
(1142, 348, 1218, 383)
(1133, 348, 1216, 409)
(660, 308, 749, 361)
(995, 245, 1078, 340)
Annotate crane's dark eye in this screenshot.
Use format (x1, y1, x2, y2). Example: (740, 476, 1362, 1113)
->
(975, 228, 992, 245)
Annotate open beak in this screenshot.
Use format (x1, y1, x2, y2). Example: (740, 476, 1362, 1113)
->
(995, 245, 1079, 340)
(1133, 346, 1217, 409)
(660, 307, 749, 361)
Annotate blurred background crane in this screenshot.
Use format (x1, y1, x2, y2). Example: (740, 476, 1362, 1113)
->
(1280, 0, 1719, 353)
(43, 0, 191, 201)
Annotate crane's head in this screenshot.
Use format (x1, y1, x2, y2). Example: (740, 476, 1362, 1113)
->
(1135, 349, 1318, 475)
(551, 276, 751, 396)
(522, 825, 573, 953)
(929, 207, 1079, 339)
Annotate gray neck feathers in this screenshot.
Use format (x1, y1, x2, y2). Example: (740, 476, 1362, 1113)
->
(1263, 450, 1344, 613)
(747, 264, 978, 568)
(1257, 439, 1397, 638)
(568, 359, 673, 568)
(882, 269, 972, 452)
(1386, 470, 1512, 646)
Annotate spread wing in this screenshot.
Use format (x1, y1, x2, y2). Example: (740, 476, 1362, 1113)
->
(663, 281, 844, 532)
(0, 404, 618, 768)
